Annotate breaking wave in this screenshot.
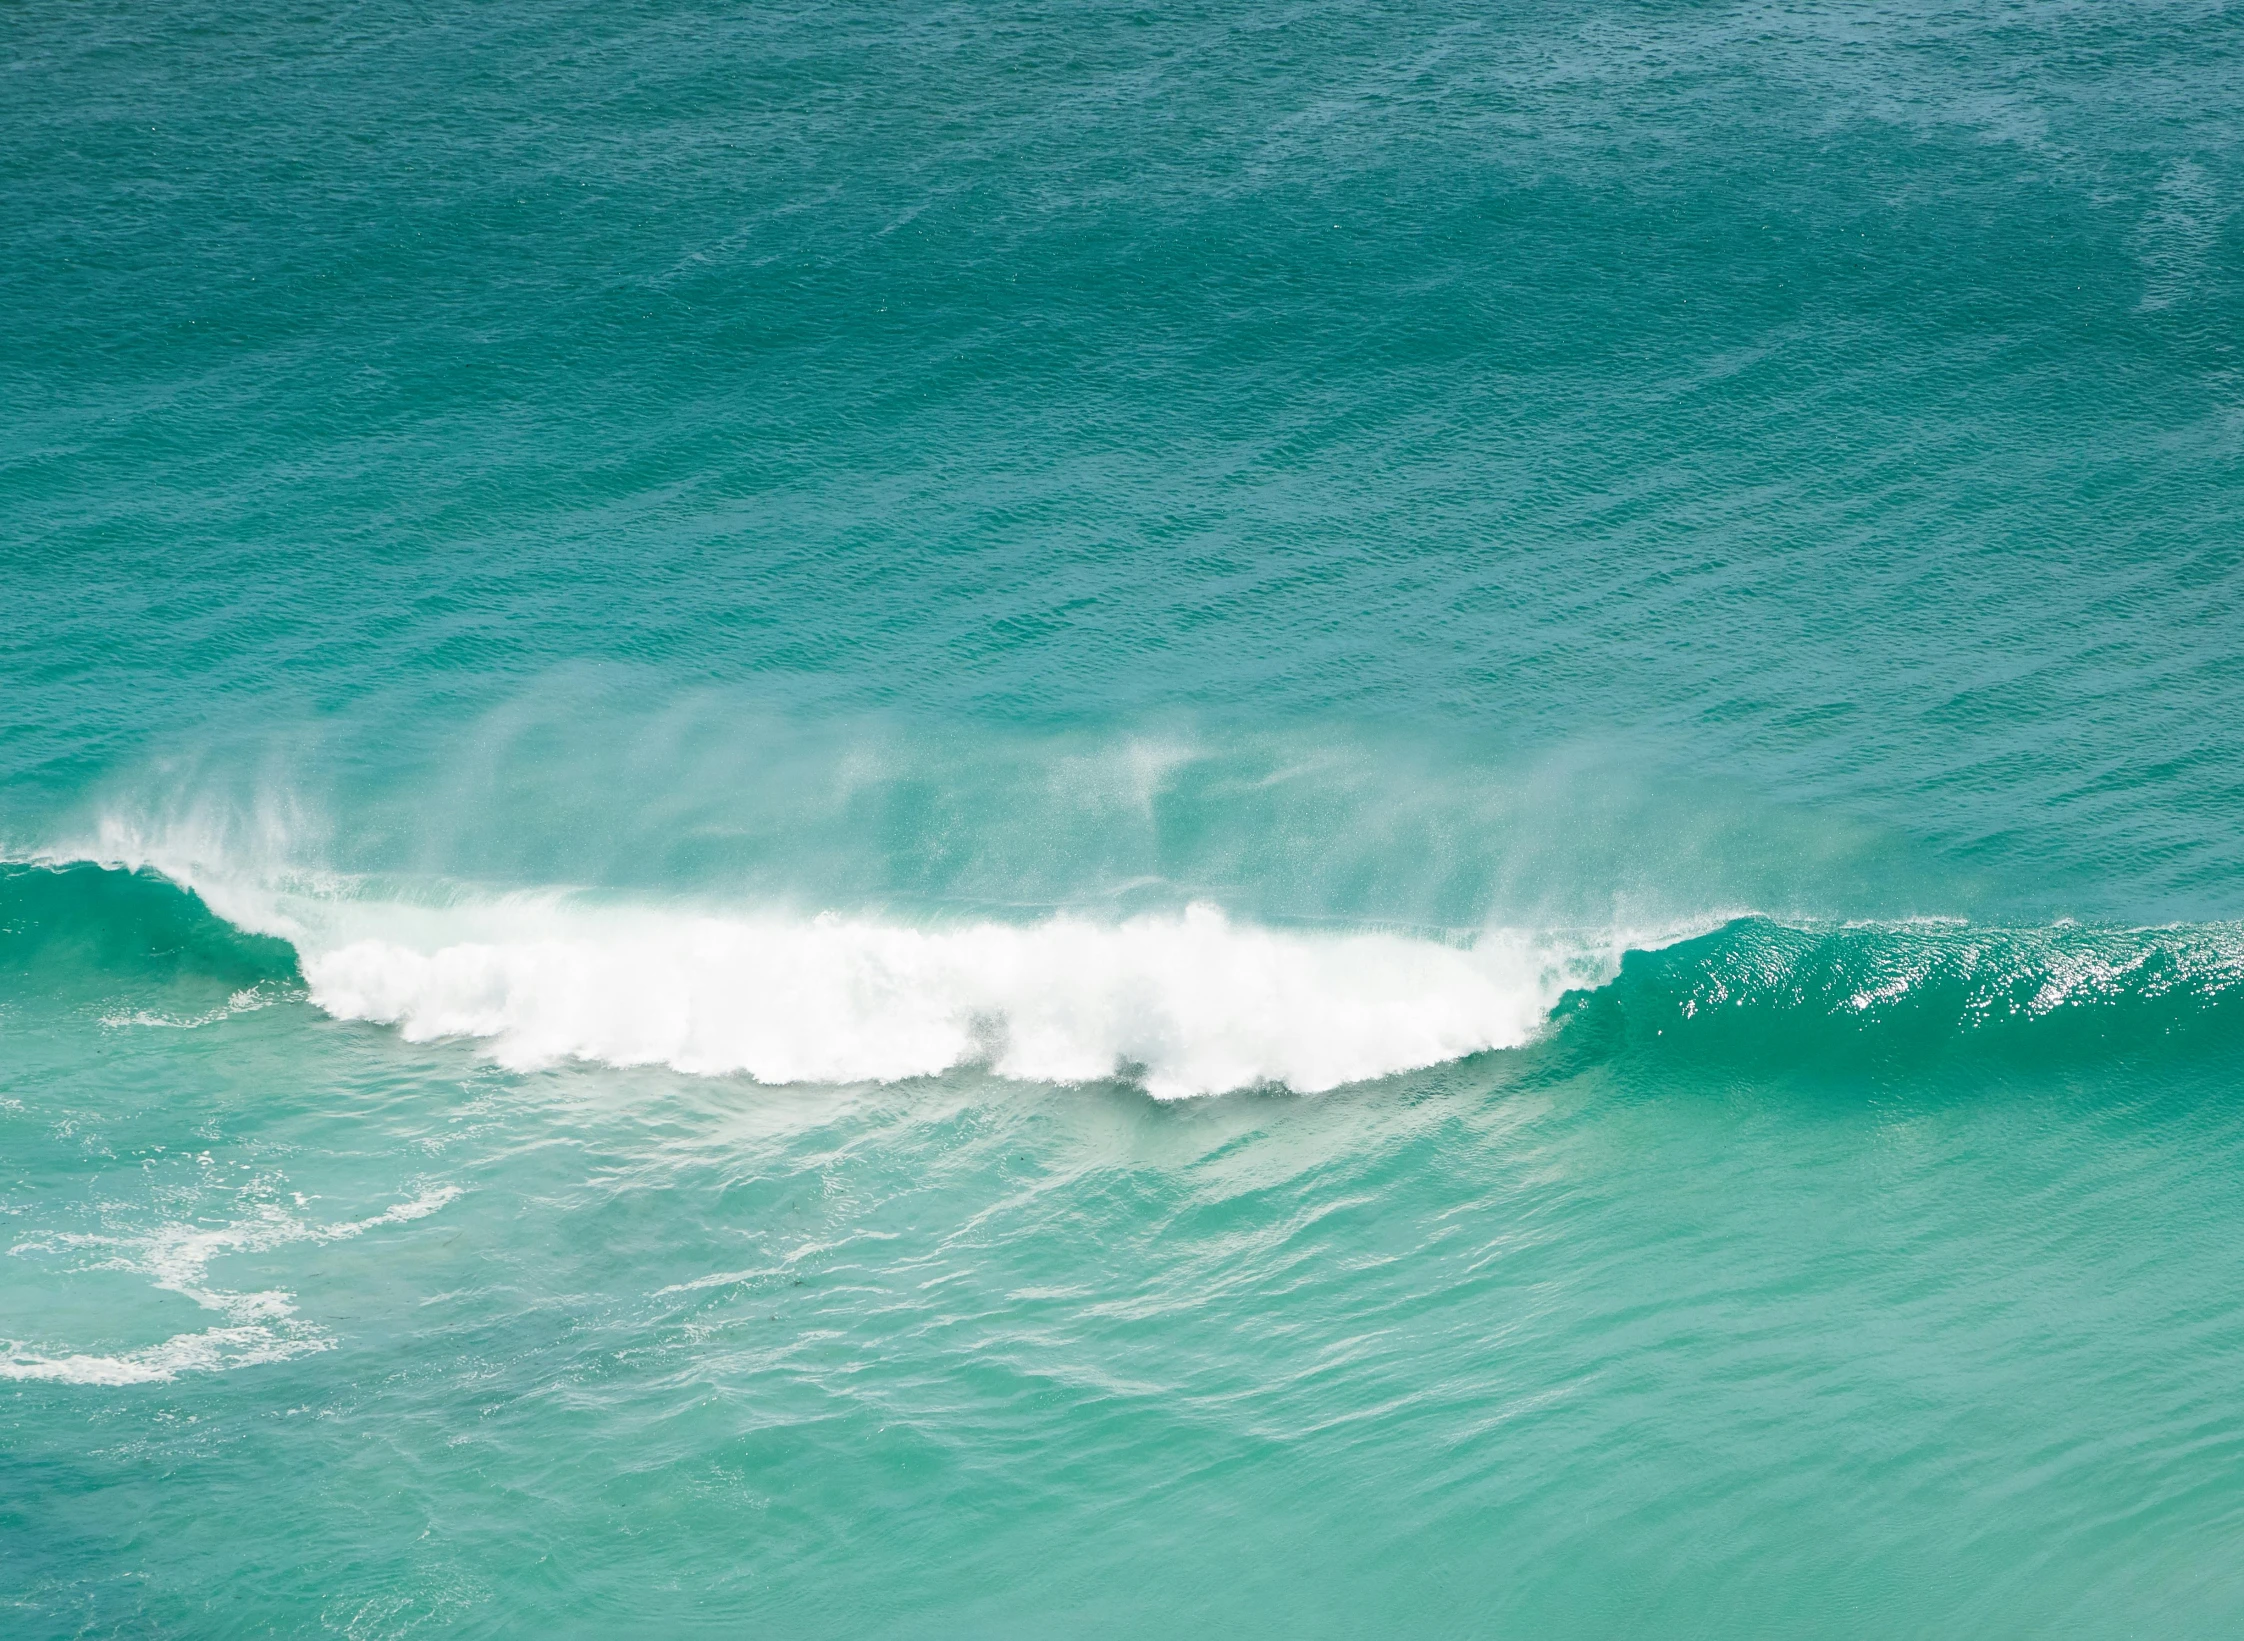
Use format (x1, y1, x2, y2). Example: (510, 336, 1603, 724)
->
(299, 902, 1627, 1098)
(8, 853, 2243, 1096)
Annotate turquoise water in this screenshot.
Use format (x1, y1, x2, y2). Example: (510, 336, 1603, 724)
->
(6, 0, 2244, 1632)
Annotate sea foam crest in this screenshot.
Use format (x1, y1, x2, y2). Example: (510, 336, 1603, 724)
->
(66, 818, 1673, 1097)
(304, 903, 1622, 1098)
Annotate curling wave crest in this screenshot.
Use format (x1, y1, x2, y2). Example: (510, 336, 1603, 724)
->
(41, 832, 1657, 1097)
(31, 832, 2244, 1089)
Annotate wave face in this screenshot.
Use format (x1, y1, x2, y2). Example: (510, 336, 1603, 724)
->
(1564, 917, 2244, 1069)
(0, 861, 297, 994)
(16, 857, 2244, 1093)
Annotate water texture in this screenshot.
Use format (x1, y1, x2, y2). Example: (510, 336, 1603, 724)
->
(4, 0, 2243, 1634)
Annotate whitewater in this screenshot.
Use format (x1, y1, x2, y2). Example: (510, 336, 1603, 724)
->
(22, 835, 2244, 1100)
(39, 820, 1670, 1094)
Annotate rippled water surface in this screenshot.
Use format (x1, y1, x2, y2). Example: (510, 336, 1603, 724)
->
(5, 0, 2244, 1634)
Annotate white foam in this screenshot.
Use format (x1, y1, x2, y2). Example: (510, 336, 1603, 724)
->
(1, 1324, 324, 1387)
(68, 816, 1702, 1098)
(301, 904, 1628, 1097)
(3, 1188, 459, 1386)
(99, 983, 288, 1031)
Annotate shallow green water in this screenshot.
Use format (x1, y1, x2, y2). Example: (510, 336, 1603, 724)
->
(5, 0, 2244, 1634)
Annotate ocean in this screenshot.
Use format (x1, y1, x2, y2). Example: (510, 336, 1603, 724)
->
(5, 0, 2244, 1633)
